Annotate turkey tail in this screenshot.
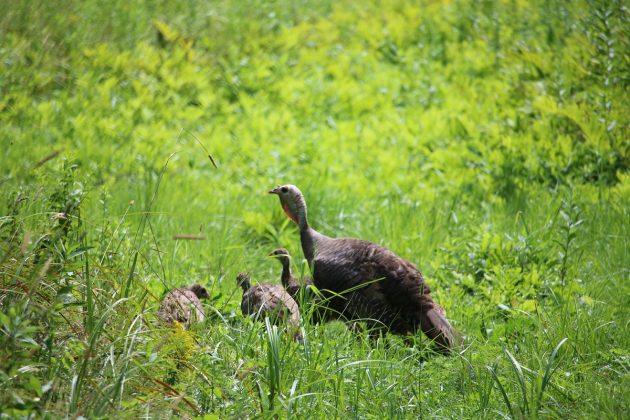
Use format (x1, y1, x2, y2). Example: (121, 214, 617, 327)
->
(420, 303, 457, 353)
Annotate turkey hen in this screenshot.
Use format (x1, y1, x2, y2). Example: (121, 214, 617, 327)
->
(236, 272, 302, 341)
(157, 284, 209, 328)
(269, 184, 456, 352)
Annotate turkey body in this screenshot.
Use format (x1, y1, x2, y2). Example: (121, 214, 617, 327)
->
(237, 273, 302, 341)
(157, 285, 208, 327)
(240, 283, 300, 327)
(310, 235, 447, 339)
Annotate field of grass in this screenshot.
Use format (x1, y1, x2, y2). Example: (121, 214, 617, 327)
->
(1, 0, 629, 417)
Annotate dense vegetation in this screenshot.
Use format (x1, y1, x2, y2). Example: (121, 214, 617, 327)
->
(1, 0, 628, 417)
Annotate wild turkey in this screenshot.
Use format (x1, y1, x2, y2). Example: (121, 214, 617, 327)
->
(269, 184, 456, 352)
(269, 247, 340, 324)
(236, 272, 302, 341)
(157, 284, 209, 327)
(268, 248, 308, 300)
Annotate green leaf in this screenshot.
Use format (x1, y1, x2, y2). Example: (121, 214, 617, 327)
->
(26, 375, 43, 397)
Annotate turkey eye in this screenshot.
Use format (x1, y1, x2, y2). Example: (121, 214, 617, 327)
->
(281, 187, 288, 193)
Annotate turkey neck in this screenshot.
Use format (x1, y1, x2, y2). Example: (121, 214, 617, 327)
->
(294, 196, 309, 231)
(280, 262, 293, 287)
(294, 195, 315, 264)
(293, 192, 327, 267)
(240, 279, 251, 292)
(301, 227, 327, 267)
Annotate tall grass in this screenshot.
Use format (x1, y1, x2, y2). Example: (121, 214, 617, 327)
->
(1, 0, 629, 417)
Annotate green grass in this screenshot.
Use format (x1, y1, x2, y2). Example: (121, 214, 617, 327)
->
(1, 0, 629, 417)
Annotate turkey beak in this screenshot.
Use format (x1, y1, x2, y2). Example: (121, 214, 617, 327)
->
(269, 187, 280, 195)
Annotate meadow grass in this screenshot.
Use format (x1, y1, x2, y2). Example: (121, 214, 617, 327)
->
(1, 0, 629, 417)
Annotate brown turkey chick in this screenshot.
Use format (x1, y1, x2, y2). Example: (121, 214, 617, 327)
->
(269, 247, 348, 325)
(236, 272, 302, 341)
(157, 284, 209, 327)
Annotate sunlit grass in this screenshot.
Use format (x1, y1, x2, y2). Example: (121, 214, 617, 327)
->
(1, 0, 629, 417)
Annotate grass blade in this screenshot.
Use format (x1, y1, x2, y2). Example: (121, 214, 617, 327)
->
(539, 338, 569, 407)
(69, 298, 128, 415)
(504, 349, 529, 416)
(487, 363, 514, 418)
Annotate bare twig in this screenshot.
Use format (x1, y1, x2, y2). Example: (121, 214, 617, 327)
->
(34, 149, 64, 168)
(172, 234, 206, 241)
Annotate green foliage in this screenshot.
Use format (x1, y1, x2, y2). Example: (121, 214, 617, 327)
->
(1, 0, 629, 417)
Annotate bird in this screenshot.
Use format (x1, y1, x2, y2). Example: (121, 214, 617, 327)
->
(269, 184, 456, 352)
(236, 272, 302, 341)
(268, 247, 339, 325)
(268, 248, 304, 300)
(157, 284, 209, 327)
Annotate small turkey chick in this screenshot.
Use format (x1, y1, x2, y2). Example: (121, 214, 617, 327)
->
(268, 248, 308, 300)
(269, 248, 338, 325)
(157, 284, 209, 328)
(236, 272, 302, 341)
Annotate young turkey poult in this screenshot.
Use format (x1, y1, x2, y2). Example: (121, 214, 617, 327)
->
(269, 247, 339, 324)
(236, 272, 303, 341)
(269, 184, 456, 352)
(268, 248, 304, 300)
(157, 284, 209, 328)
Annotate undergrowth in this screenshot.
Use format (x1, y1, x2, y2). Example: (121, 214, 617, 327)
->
(1, 0, 629, 418)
